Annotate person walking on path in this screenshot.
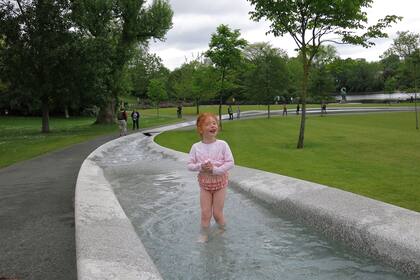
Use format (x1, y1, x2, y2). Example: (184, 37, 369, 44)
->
(117, 108, 128, 136)
(296, 104, 300, 115)
(177, 105, 183, 118)
(131, 110, 140, 130)
(321, 102, 327, 116)
(282, 103, 288, 116)
(228, 105, 234, 120)
(236, 105, 241, 119)
(187, 112, 234, 243)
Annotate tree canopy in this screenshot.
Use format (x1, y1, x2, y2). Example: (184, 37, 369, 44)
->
(206, 24, 247, 128)
(248, 0, 401, 148)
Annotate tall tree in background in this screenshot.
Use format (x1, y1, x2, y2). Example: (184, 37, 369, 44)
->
(206, 24, 247, 129)
(147, 78, 168, 117)
(128, 49, 168, 102)
(1, 0, 75, 132)
(405, 49, 420, 129)
(244, 42, 288, 118)
(73, 0, 173, 124)
(191, 62, 219, 114)
(383, 31, 420, 60)
(309, 46, 337, 103)
(248, 0, 401, 148)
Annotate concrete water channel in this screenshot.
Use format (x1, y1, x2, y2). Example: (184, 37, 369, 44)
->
(75, 113, 420, 280)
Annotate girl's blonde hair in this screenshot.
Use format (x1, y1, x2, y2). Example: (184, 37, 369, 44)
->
(196, 112, 218, 135)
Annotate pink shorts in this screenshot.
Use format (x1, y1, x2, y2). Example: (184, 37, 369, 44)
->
(198, 173, 228, 192)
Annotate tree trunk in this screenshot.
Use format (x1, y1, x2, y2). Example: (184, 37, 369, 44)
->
(96, 99, 116, 124)
(297, 59, 310, 149)
(415, 93, 419, 130)
(196, 99, 200, 115)
(219, 69, 225, 130)
(268, 104, 271, 119)
(41, 99, 50, 133)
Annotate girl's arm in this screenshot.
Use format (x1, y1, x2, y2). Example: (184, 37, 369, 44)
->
(212, 143, 234, 175)
(187, 145, 201, 172)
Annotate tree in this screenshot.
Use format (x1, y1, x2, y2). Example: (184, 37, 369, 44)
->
(168, 62, 195, 105)
(380, 54, 401, 92)
(1, 0, 76, 132)
(191, 62, 218, 114)
(205, 24, 247, 129)
(405, 49, 420, 129)
(73, 0, 173, 124)
(248, 0, 401, 148)
(383, 31, 420, 60)
(243, 42, 288, 117)
(128, 48, 168, 102)
(147, 78, 168, 116)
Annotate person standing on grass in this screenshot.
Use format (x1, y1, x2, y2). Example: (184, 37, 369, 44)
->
(282, 103, 288, 116)
(117, 108, 128, 136)
(131, 110, 140, 130)
(187, 112, 234, 243)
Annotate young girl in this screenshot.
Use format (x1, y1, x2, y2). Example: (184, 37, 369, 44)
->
(187, 112, 234, 242)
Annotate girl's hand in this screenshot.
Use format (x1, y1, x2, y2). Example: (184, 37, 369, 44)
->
(201, 161, 213, 173)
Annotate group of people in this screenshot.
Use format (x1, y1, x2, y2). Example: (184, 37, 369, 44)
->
(117, 108, 141, 137)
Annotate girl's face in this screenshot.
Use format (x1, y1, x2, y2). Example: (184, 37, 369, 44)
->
(200, 117, 218, 141)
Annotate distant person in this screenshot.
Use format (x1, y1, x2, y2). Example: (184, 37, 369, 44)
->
(236, 105, 241, 119)
(117, 108, 128, 136)
(410, 96, 414, 103)
(187, 113, 234, 243)
(228, 105, 234, 120)
(131, 110, 140, 130)
(177, 105, 183, 118)
(321, 102, 327, 116)
(282, 103, 288, 116)
(296, 104, 300, 115)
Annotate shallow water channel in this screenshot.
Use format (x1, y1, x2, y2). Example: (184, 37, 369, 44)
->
(98, 137, 408, 280)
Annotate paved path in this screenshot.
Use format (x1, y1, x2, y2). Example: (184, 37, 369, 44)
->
(0, 134, 117, 280)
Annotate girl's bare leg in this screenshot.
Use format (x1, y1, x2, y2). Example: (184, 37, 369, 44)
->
(212, 187, 226, 227)
(198, 188, 213, 242)
(200, 188, 213, 227)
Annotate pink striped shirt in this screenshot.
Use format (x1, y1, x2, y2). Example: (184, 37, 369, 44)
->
(187, 140, 234, 191)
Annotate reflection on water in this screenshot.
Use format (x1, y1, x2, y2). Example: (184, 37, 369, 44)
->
(101, 137, 408, 280)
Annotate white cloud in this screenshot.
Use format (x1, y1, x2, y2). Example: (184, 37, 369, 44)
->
(150, 0, 420, 70)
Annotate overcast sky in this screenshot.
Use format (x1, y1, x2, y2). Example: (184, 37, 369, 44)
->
(149, 0, 420, 70)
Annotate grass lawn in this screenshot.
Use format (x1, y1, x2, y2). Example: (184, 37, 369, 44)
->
(0, 114, 179, 168)
(155, 112, 420, 212)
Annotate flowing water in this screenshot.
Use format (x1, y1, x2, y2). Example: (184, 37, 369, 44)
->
(97, 137, 409, 280)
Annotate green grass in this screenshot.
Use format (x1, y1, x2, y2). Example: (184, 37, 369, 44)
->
(0, 115, 179, 168)
(155, 112, 420, 212)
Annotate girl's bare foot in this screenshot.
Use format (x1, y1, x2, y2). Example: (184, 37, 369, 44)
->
(197, 226, 210, 243)
(216, 224, 226, 235)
